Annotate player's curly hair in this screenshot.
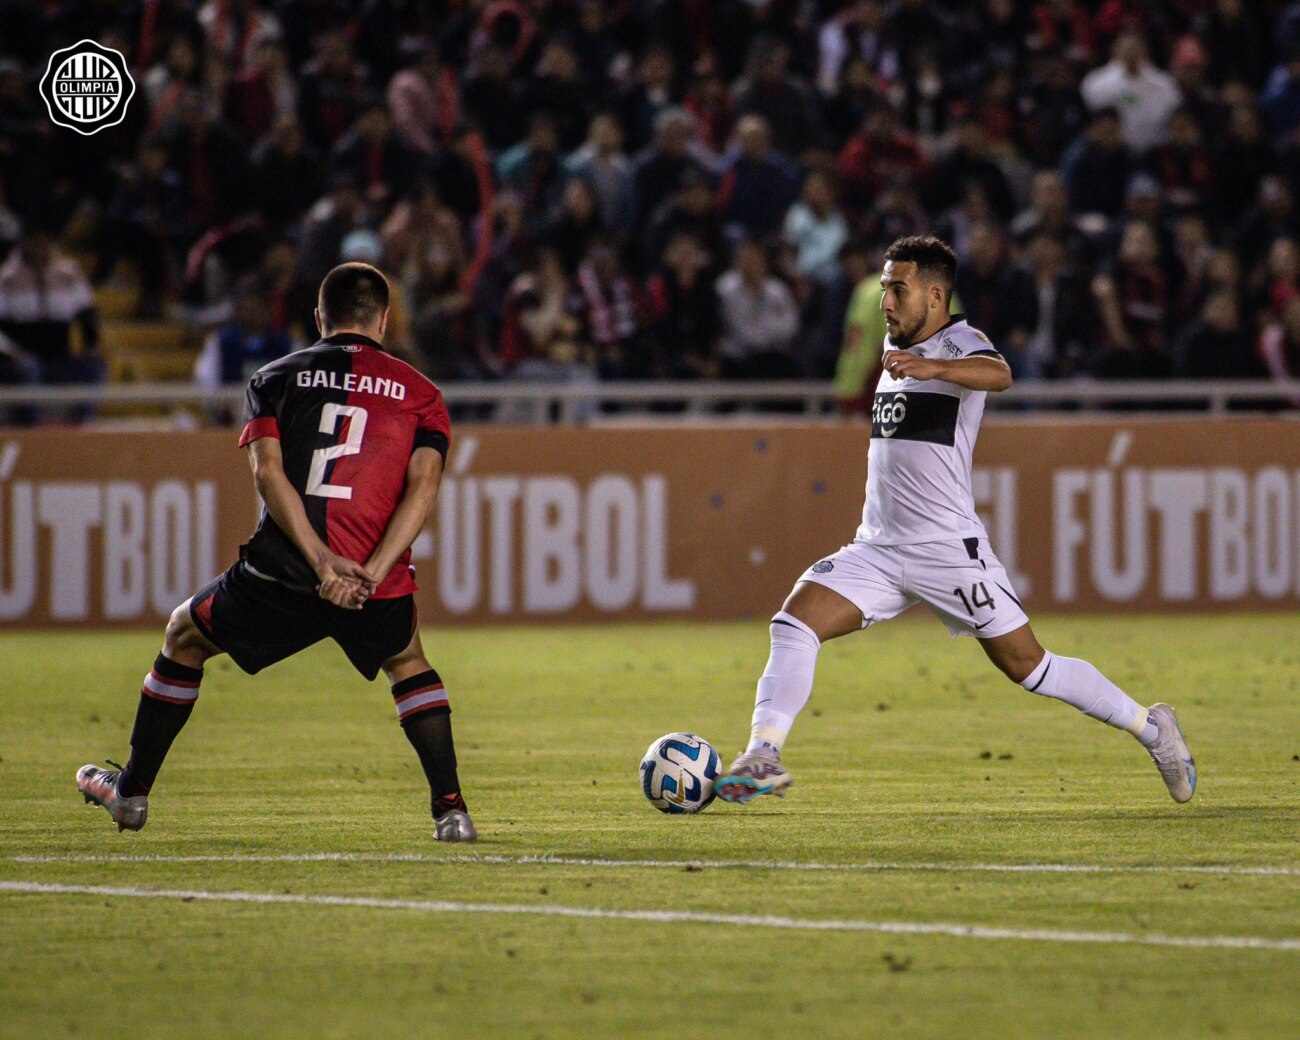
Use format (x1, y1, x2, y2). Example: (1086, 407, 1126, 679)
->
(883, 236, 958, 293)
(318, 262, 390, 332)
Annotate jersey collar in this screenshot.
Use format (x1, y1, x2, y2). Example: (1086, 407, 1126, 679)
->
(319, 332, 385, 352)
(923, 313, 966, 342)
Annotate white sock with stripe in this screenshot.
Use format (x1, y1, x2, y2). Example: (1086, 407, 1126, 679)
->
(1021, 652, 1158, 745)
(746, 612, 821, 754)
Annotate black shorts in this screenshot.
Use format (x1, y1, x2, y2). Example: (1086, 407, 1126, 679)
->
(189, 562, 416, 680)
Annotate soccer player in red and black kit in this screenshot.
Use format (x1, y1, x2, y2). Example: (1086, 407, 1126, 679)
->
(76, 263, 478, 842)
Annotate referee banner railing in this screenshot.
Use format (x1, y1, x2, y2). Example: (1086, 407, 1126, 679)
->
(0, 419, 1296, 626)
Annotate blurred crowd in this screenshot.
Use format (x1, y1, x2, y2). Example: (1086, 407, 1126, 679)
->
(2, 0, 1300, 410)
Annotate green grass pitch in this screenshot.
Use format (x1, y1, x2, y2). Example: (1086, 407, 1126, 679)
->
(1, 614, 1297, 1039)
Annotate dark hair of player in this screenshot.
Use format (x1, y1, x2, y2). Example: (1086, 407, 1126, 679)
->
(318, 262, 390, 332)
(883, 235, 958, 295)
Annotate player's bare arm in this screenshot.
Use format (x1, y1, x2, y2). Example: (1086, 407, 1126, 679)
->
(245, 436, 377, 609)
(363, 446, 445, 581)
(882, 350, 1013, 391)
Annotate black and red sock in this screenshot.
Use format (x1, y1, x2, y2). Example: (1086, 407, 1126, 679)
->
(118, 654, 202, 798)
(391, 670, 465, 819)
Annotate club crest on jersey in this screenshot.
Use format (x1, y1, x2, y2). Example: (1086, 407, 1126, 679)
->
(872, 392, 907, 437)
(811, 559, 834, 574)
(296, 368, 407, 400)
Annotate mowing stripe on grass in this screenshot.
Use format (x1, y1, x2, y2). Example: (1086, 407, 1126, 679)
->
(2, 880, 1297, 951)
(6, 853, 1297, 876)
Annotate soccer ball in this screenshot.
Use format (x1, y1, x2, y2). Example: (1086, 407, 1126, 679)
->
(640, 732, 721, 814)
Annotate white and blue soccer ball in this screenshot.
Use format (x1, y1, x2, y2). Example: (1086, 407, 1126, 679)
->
(640, 732, 721, 814)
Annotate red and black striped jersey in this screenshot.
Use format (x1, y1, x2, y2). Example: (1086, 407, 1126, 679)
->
(236, 332, 450, 599)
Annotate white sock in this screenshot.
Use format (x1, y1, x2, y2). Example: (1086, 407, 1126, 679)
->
(746, 611, 820, 753)
(1021, 651, 1158, 745)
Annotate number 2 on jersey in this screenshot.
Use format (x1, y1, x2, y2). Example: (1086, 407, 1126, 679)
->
(953, 581, 995, 616)
(306, 403, 368, 499)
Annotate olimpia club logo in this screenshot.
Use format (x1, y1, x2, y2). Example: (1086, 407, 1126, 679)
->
(39, 40, 135, 135)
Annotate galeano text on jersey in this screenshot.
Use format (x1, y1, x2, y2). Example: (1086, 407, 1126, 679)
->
(295, 368, 408, 400)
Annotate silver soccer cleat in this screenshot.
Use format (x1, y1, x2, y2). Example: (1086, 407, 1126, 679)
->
(434, 809, 478, 842)
(715, 747, 793, 804)
(1144, 703, 1197, 803)
(76, 763, 149, 832)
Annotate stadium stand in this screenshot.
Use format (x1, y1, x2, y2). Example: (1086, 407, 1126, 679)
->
(1, 0, 1299, 423)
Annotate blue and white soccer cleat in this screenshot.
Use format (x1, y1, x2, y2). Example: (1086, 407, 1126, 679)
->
(1144, 703, 1197, 803)
(715, 747, 792, 804)
(76, 763, 149, 832)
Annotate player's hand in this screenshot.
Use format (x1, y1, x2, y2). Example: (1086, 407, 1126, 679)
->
(883, 350, 943, 382)
(315, 555, 378, 610)
(318, 577, 370, 610)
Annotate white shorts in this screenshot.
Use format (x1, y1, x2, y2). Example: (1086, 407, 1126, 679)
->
(799, 537, 1029, 639)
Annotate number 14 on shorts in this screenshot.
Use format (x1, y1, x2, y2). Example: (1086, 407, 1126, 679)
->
(953, 581, 995, 616)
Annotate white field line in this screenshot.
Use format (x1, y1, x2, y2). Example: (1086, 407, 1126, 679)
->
(4, 852, 1298, 877)
(1, 880, 1296, 952)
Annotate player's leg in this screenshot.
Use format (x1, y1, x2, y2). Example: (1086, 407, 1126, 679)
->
(979, 621, 1154, 723)
(78, 562, 321, 830)
(75, 598, 221, 831)
(122, 599, 221, 794)
(749, 579, 863, 750)
(381, 629, 477, 842)
(911, 538, 1195, 802)
(912, 536, 1140, 723)
(979, 623, 1196, 803)
(718, 544, 916, 804)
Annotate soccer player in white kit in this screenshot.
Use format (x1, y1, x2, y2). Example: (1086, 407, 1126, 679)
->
(716, 236, 1197, 805)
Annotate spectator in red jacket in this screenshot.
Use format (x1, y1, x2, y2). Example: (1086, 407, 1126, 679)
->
(683, 63, 734, 156)
(224, 37, 297, 145)
(501, 246, 584, 372)
(645, 231, 720, 379)
(837, 101, 928, 215)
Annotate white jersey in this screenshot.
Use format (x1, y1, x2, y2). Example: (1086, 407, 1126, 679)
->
(857, 316, 999, 546)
